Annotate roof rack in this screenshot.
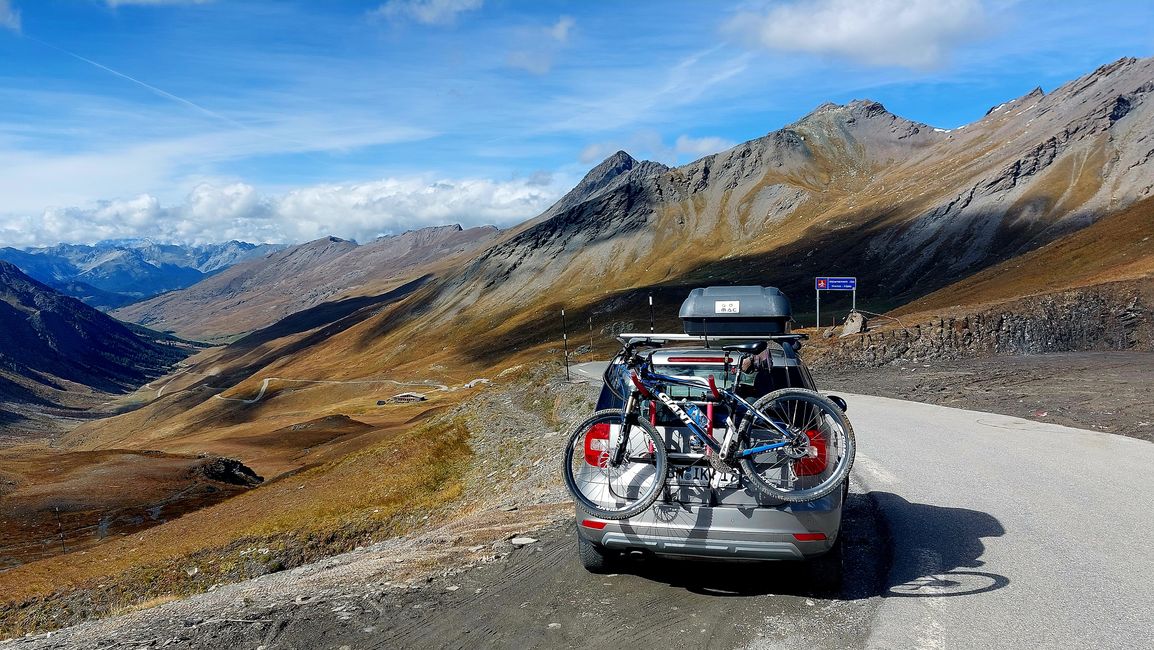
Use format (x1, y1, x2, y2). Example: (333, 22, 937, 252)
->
(617, 332, 807, 347)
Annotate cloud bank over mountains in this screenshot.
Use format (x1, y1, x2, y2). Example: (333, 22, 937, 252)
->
(1, 175, 566, 247)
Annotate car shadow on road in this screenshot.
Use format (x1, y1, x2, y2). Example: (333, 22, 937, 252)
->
(610, 491, 1009, 601)
(868, 491, 1009, 599)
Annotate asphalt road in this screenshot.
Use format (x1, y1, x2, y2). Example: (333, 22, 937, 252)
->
(849, 394, 1154, 649)
(573, 361, 1154, 648)
(13, 370, 1154, 649)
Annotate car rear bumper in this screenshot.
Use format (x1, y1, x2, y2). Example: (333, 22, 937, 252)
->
(574, 490, 844, 561)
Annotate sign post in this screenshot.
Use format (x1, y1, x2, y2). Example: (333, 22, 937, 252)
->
(561, 308, 570, 382)
(814, 277, 858, 328)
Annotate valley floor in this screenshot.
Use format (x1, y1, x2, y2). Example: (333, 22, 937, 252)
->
(813, 351, 1154, 443)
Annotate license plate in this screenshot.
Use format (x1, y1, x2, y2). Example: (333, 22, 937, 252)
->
(679, 466, 712, 485)
(715, 300, 740, 314)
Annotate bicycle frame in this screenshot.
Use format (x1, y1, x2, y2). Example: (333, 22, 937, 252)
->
(616, 356, 798, 461)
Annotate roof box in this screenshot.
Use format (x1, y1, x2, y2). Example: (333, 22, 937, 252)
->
(678, 286, 792, 336)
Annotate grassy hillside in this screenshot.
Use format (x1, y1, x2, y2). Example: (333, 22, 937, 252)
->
(893, 196, 1154, 317)
(0, 415, 471, 636)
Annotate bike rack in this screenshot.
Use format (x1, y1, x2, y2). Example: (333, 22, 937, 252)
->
(617, 332, 807, 347)
(613, 332, 800, 503)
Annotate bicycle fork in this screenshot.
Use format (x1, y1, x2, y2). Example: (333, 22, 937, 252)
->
(610, 391, 640, 467)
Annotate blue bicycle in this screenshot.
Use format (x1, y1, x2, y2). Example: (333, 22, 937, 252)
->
(563, 337, 855, 520)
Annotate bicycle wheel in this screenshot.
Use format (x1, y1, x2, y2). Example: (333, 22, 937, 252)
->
(736, 389, 854, 502)
(563, 409, 668, 520)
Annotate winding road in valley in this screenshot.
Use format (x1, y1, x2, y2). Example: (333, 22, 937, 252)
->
(210, 377, 452, 405)
(15, 373, 1154, 649)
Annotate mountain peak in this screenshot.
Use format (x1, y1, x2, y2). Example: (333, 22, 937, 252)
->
(602, 150, 637, 166)
(582, 151, 639, 184)
(803, 99, 891, 121)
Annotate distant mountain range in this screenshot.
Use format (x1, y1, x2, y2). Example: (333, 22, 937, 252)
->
(0, 240, 284, 310)
(113, 225, 499, 341)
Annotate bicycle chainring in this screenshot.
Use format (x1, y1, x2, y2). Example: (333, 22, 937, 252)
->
(705, 447, 736, 476)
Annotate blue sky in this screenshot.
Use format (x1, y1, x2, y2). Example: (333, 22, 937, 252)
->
(0, 0, 1152, 246)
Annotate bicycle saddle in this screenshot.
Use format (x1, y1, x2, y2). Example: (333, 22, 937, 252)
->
(721, 341, 767, 355)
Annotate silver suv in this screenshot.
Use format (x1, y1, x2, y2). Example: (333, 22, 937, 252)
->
(573, 340, 848, 578)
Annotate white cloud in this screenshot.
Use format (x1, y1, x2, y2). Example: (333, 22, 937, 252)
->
(579, 143, 612, 165)
(549, 15, 575, 43)
(726, 0, 987, 69)
(0, 0, 20, 32)
(0, 175, 567, 247)
(0, 85, 437, 216)
(675, 134, 735, 157)
(506, 15, 577, 75)
(580, 131, 734, 165)
(372, 0, 482, 26)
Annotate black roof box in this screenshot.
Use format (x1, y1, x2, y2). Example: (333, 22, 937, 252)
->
(678, 286, 792, 336)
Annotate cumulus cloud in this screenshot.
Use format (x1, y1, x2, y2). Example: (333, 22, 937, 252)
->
(373, 0, 483, 26)
(726, 0, 987, 69)
(1, 0, 21, 32)
(0, 175, 567, 247)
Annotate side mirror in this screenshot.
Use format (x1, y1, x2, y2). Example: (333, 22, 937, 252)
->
(827, 395, 848, 412)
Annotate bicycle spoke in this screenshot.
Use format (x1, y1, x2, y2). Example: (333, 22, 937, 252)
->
(563, 409, 667, 519)
(736, 389, 856, 503)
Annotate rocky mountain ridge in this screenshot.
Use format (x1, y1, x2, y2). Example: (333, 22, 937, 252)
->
(420, 57, 1154, 344)
(0, 261, 186, 432)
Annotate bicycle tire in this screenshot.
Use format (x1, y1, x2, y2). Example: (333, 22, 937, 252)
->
(736, 389, 855, 502)
(563, 409, 667, 520)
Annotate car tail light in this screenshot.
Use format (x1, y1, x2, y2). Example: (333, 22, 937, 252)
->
(584, 423, 610, 466)
(793, 532, 827, 542)
(580, 519, 607, 530)
(667, 357, 725, 363)
(794, 428, 828, 476)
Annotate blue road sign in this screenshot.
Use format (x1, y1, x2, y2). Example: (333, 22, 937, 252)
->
(815, 277, 856, 291)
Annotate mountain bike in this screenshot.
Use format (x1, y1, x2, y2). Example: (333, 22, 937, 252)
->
(563, 337, 855, 520)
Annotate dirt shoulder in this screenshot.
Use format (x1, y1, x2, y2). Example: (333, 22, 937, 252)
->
(5, 488, 888, 650)
(813, 351, 1154, 443)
